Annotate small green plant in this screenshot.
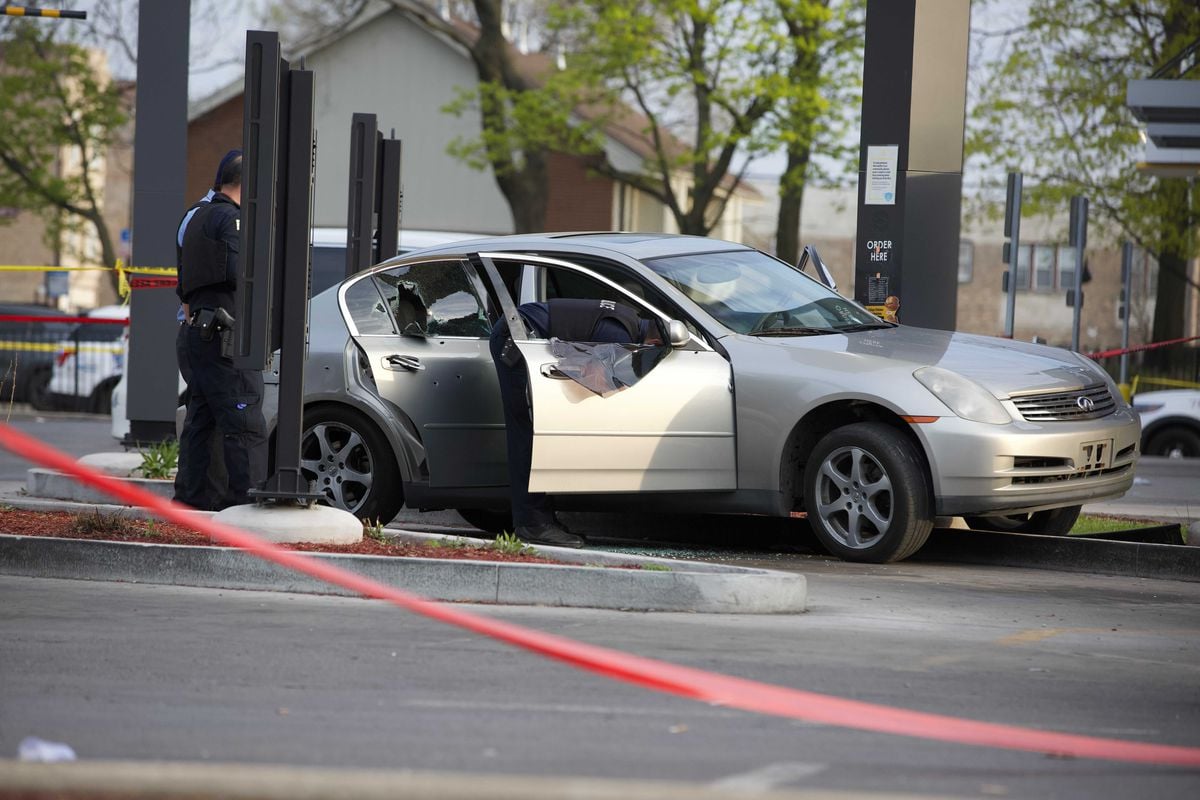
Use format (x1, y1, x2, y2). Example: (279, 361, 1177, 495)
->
(493, 531, 538, 556)
(640, 562, 672, 572)
(138, 439, 179, 480)
(70, 509, 136, 536)
(140, 520, 160, 538)
(1070, 514, 1178, 537)
(0, 502, 14, 512)
(431, 536, 472, 549)
(362, 518, 388, 542)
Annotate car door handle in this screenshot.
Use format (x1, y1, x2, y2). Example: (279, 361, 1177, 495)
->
(385, 354, 425, 372)
(539, 364, 570, 380)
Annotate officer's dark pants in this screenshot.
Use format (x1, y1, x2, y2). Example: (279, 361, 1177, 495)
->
(173, 322, 229, 508)
(489, 320, 555, 529)
(175, 324, 267, 509)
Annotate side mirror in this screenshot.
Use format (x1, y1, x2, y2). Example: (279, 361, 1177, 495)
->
(667, 319, 690, 348)
(798, 245, 838, 291)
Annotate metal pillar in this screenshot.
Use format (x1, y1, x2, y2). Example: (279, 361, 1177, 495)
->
(126, 0, 189, 444)
(238, 31, 320, 504)
(1002, 172, 1022, 338)
(376, 137, 403, 263)
(1068, 196, 1088, 352)
(1119, 241, 1133, 384)
(345, 113, 378, 277)
(852, 0, 970, 331)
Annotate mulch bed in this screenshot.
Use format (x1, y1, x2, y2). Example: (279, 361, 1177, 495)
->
(0, 506, 564, 564)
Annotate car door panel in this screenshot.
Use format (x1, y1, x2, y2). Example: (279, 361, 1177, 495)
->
(479, 253, 736, 494)
(342, 260, 507, 488)
(516, 341, 735, 492)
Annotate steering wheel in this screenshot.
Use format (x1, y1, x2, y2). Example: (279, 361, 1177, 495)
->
(749, 310, 788, 334)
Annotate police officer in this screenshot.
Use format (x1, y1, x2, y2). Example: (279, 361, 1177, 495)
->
(489, 298, 657, 548)
(174, 150, 266, 509)
(172, 184, 228, 509)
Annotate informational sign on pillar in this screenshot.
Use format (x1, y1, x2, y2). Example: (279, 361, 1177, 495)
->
(853, 0, 971, 331)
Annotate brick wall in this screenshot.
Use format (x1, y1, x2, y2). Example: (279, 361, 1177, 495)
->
(187, 96, 244, 204)
(544, 152, 613, 231)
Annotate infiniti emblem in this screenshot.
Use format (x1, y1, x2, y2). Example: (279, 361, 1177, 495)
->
(1076, 396, 1095, 412)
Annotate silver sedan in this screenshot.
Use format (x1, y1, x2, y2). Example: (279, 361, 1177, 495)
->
(267, 233, 1139, 563)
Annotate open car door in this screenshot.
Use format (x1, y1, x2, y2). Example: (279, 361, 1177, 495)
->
(479, 253, 736, 494)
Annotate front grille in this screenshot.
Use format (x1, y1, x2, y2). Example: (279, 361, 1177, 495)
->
(1011, 383, 1115, 422)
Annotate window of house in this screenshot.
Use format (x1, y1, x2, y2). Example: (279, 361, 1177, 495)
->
(1033, 244, 1055, 290)
(1056, 245, 1077, 289)
(957, 240, 973, 283)
(1015, 244, 1031, 289)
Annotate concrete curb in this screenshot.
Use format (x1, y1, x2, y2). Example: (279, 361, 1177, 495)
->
(26, 467, 174, 504)
(0, 759, 929, 800)
(917, 528, 1200, 583)
(0, 533, 807, 614)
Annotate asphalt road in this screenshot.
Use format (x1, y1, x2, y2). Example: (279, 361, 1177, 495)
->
(1, 568, 1197, 798)
(0, 408, 119, 482)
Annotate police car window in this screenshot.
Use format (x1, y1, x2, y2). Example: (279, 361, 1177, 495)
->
(343, 277, 395, 335)
(310, 246, 345, 297)
(374, 260, 491, 338)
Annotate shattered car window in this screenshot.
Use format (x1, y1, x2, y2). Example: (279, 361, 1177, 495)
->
(373, 261, 492, 337)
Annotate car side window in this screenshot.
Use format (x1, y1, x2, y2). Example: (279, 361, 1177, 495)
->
(374, 260, 492, 338)
(537, 264, 662, 333)
(343, 277, 395, 335)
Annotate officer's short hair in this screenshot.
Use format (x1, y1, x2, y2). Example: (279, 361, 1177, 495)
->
(213, 149, 243, 191)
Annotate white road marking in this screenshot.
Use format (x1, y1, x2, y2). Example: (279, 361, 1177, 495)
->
(709, 761, 828, 792)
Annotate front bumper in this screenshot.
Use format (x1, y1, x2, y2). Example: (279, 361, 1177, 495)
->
(916, 406, 1140, 517)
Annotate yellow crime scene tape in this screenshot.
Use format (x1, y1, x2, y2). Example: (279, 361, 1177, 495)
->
(0, 261, 176, 300)
(1131, 374, 1200, 393)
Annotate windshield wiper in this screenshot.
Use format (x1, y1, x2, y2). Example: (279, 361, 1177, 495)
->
(747, 326, 835, 337)
(835, 322, 897, 332)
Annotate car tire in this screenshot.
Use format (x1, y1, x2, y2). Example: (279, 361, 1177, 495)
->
(455, 508, 513, 534)
(963, 504, 1082, 536)
(804, 422, 933, 563)
(300, 406, 403, 524)
(1144, 425, 1200, 459)
(91, 378, 117, 415)
(26, 366, 53, 410)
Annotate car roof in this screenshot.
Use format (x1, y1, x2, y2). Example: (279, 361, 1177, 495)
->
(401, 231, 754, 262)
(0, 303, 69, 315)
(84, 304, 129, 319)
(310, 227, 492, 250)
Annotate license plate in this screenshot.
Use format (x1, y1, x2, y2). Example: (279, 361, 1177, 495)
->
(1078, 439, 1113, 472)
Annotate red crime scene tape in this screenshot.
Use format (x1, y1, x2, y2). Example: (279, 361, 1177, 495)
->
(0, 422, 1197, 768)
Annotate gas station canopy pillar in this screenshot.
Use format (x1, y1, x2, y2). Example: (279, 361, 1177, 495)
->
(853, 0, 971, 332)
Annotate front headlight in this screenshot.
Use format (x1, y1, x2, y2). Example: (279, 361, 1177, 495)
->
(1072, 352, 1129, 408)
(914, 366, 1011, 425)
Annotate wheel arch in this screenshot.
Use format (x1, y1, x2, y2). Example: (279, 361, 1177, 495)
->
(268, 398, 415, 486)
(1140, 415, 1200, 446)
(779, 399, 935, 512)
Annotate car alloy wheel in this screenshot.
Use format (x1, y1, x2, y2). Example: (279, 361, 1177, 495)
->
(805, 422, 933, 563)
(299, 406, 403, 523)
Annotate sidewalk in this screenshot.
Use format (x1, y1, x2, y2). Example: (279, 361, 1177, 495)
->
(0, 476, 808, 614)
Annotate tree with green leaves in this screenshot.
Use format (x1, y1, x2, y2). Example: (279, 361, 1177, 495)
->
(969, 0, 1200, 346)
(769, 0, 863, 264)
(0, 20, 126, 277)
(548, 0, 787, 237)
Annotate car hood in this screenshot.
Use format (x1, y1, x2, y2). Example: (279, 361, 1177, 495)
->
(758, 325, 1097, 398)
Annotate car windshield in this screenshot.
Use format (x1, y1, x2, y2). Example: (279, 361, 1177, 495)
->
(643, 249, 887, 335)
